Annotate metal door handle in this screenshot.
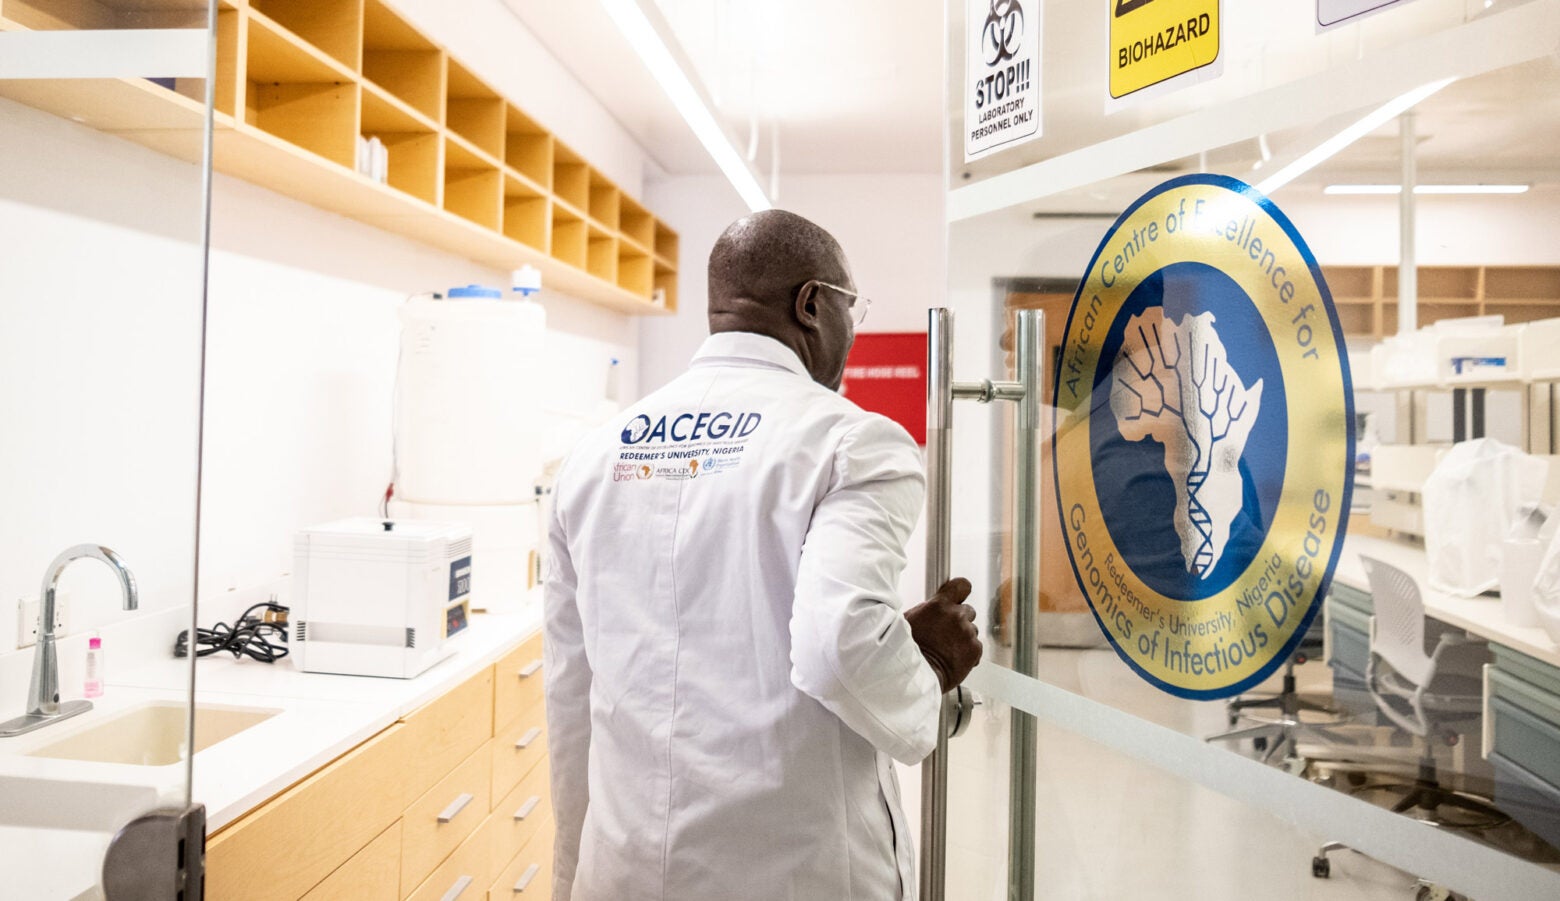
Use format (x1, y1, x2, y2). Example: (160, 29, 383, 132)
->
(518, 659, 542, 677)
(439, 875, 473, 901)
(514, 863, 541, 892)
(515, 726, 542, 749)
(920, 308, 1042, 901)
(514, 795, 541, 820)
(437, 793, 473, 823)
(943, 685, 981, 739)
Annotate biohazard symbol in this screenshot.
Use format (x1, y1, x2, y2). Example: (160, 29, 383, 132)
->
(980, 0, 1024, 67)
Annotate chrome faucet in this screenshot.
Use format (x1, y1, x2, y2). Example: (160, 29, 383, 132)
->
(0, 544, 138, 737)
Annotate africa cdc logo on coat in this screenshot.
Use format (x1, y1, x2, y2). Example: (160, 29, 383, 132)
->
(1055, 174, 1354, 699)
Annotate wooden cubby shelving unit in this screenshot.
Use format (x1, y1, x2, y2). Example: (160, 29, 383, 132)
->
(1323, 265, 1560, 340)
(0, 0, 677, 315)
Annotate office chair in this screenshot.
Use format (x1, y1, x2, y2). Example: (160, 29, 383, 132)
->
(1205, 615, 1350, 766)
(1357, 555, 1506, 824)
(1313, 556, 1507, 879)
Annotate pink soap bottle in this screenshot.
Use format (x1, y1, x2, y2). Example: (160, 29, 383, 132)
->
(84, 633, 104, 699)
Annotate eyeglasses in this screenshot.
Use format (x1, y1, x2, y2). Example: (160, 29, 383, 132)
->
(801, 279, 871, 326)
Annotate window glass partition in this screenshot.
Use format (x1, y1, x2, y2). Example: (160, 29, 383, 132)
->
(937, 1, 1560, 899)
(0, 2, 215, 897)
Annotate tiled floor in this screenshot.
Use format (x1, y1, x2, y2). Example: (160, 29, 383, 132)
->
(900, 646, 1560, 900)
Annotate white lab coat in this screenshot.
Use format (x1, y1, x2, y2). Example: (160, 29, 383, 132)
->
(544, 331, 941, 901)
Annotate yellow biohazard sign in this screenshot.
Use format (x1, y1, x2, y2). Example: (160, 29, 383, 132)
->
(1109, 0, 1221, 99)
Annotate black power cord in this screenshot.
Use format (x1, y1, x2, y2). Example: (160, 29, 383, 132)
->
(175, 601, 290, 663)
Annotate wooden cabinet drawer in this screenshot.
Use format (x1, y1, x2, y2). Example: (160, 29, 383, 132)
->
(487, 758, 552, 873)
(207, 723, 406, 901)
(491, 699, 547, 805)
(489, 824, 554, 900)
(401, 667, 494, 808)
(493, 632, 544, 733)
(406, 821, 492, 901)
(402, 746, 493, 892)
(303, 820, 402, 901)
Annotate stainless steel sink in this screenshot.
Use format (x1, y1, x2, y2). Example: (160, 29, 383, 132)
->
(26, 701, 280, 767)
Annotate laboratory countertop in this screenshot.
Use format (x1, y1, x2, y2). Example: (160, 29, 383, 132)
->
(1334, 533, 1560, 669)
(0, 605, 542, 900)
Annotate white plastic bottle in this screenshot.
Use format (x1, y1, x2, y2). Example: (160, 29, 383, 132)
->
(83, 633, 104, 698)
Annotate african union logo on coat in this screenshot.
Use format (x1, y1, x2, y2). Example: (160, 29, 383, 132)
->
(1054, 174, 1354, 699)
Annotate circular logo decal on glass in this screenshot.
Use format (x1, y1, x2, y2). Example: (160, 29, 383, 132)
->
(1054, 174, 1354, 699)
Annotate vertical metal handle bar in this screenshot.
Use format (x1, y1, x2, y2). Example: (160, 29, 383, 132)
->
(1008, 309, 1043, 901)
(921, 307, 955, 901)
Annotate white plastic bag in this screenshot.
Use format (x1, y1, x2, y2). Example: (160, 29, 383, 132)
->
(1534, 522, 1560, 644)
(1421, 438, 1549, 597)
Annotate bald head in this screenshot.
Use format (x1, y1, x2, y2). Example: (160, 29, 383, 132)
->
(705, 210, 857, 389)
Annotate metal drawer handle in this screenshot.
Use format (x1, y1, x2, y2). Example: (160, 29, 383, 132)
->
(514, 795, 541, 820)
(440, 875, 473, 901)
(515, 727, 542, 749)
(514, 863, 541, 892)
(437, 793, 474, 823)
(518, 659, 542, 678)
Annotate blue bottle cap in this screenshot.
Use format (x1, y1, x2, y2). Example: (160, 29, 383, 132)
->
(447, 285, 503, 299)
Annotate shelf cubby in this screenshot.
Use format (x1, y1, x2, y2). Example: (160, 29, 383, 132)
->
(503, 175, 548, 253)
(587, 168, 620, 231)
(3, 0, 212, 30)
(245, 14, 359, 170)
(445, 58, 504, 161)
(587, 226, 618, 284)
(653, 260, 678, 310)
(617, 242, 653, 299)
(550, 202, 587, 270)
(0, 0, 680, 316)
(654, 220, 679, 265)
(210, 4, 241, 118)
(619, 195, 654, 250)
(443, 137, 501, 231)
(361, 83, 438, 204)
(505, 105, 551, 190)
(1334, 303, 1374, 337)
(1485, 267, 1560, 302)
(251, 0, 361, 72)
(552, 143, 589, 213)
(361, 0, 442, 125)
(1382, 266, 1485, 304)
(1322, 265, 1374, 300)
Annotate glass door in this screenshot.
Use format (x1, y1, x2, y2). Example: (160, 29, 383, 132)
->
(930, 2, 1560, 900)
(0, 2, 216, 897)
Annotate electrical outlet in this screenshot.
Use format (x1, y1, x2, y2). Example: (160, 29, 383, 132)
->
(15, 592, 68, 649)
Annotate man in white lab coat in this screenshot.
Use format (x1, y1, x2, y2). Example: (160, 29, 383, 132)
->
(544, 210, 983, 900)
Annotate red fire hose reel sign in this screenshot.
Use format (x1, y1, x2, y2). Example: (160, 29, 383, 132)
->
(840, 332, 927, 445)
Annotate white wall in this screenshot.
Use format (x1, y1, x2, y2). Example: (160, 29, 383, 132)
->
(0, 99, 204, 665)
(0, 0, 655, 696)
(640, 173, 947, 392)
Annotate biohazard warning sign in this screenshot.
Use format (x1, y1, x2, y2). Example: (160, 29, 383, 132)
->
(1108, 0, 1221, 100)
(964, 0, 1042, 161)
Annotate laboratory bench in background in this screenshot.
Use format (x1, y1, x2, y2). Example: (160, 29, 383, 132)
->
(1327, 532, 1560, 850)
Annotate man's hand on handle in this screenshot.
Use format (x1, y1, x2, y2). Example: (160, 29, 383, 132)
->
(906, 577, 983, 693)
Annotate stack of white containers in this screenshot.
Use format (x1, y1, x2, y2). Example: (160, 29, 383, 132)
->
(388, 268, 548, 613)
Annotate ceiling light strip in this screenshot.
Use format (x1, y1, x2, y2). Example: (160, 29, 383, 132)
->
(600, 0, 770, 212)
(1253, 78, 1455, 195)
(1324, 184, 1531, 195)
